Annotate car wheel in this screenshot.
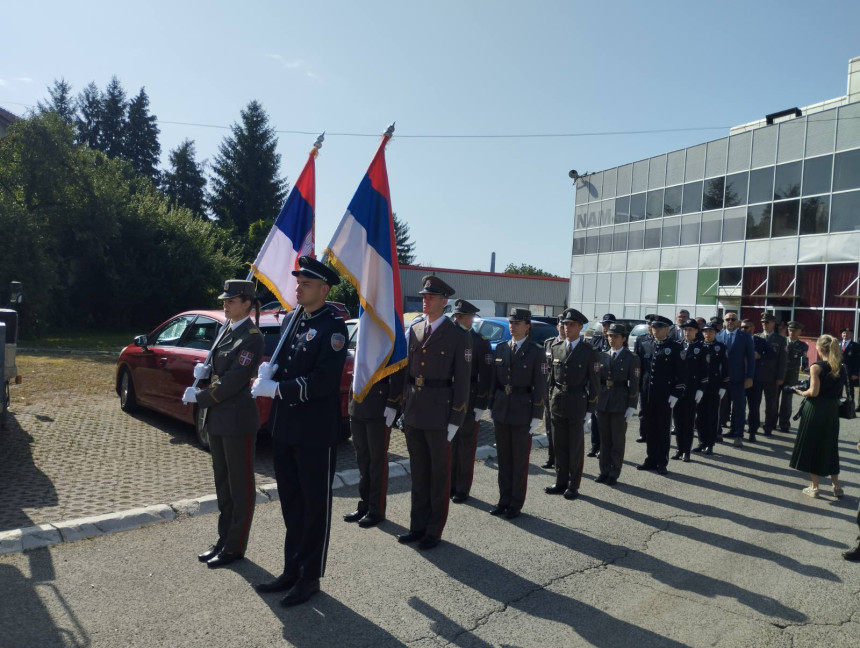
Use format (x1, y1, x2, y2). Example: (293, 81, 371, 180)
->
(119, 369, 138, 412)
(195, 408, 211, 451)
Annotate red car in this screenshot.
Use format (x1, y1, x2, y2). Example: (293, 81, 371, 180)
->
(115, 304, 354, 449)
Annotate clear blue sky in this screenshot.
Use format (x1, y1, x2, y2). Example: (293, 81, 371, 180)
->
(2, 1, 858, 277)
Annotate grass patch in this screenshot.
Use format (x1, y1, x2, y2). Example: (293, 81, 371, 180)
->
(19, 329, 138, 352)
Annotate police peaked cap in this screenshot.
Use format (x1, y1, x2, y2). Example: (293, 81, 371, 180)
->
(600, 313, 617, 324)
(419, 275, 455, 297)
(291, 256, 341, 286)
(650, 315, 673, 327)
(453, 299, 480, 315)
(218, 279, 257, 300)
(607, 323, 627, 336)
(702, 322, 716, 331)
(681, 319, 699, 330)
(561, 308, 588, 324)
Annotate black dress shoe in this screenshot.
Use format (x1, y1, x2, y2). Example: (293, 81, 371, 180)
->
(255, 572, 299, 593)
(504, 508, 521, 519)
(418, 535, 440, 550)
(358, 513, 384, 528)
(586, 449, 598, 458)
(843, 543, 860, 562)
(656, 466, 668, 475)
(778, 426, 790, 433)
(671, 451, 683, 460)
(280, 578, 320, 607)
(544, 484, 566, 494)
(704, 446, 713, 455)
(635, 436, 645, 443)
(489, 504, 507, 516)
(198, 544, 222, 563)
(594, 474, 609, 483)
(682, 453, 691, 463)
(606, 476, 618, 485)
(636, 463, 654, 471)
(762, 430, 772, 436)
(343, 509, 367, 523)
(563, 489, 579, 500)
(206, 550, 244, 569)
(451, 492, 469, 503)
(692, 445, 705, 453)
(397, 530, 425, 544)
(748, 434, 756, 443)
(541, 460, 555, 469)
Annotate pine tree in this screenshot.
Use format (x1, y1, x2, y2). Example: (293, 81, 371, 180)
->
(163, 139, 207, 217)
(37, 78, 76, 124)
(209, 100, 287, 238)
(125, 87, 161, 181)
(75, 82, 102, 149)
(393, 213, 416, 265)
(99, 76, 128, 158)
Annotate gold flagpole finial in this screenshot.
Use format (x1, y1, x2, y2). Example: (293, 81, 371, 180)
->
(311, 131, 325, 156)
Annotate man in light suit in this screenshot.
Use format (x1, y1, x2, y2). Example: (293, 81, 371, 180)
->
(717, 311, 755, 448)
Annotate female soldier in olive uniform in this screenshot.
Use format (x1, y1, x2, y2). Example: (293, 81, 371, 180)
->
(182, 279, 264, 568)
(488, 308, 547, 519)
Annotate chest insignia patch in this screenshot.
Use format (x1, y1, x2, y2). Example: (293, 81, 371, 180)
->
(331, 333, 345, 352)
(541, 362, 548, 375)
(238, 350, 255, 367)
(664, 348, 671, 355)
(465, 348, 472, 362)
(306, 329, 317, 341)
(485, 353, 493, 365)
(593, 362, 600, 373)
(694, 347, 700, 355)
(634, 368, 640, 378)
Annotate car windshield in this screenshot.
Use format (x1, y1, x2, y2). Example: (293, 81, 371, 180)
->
(630, 324, 649, 337)
(474, 320, 507, 342)
(530, 325, 555, 346)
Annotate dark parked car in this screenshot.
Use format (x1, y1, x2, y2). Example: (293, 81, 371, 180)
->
(115, 306, 354, 449)
(471, 316, 557, 350)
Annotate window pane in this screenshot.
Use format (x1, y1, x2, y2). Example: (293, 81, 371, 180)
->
(628, 222, 645, 250)
(575, 205, 588, 230)
(666, 150, 685, 185)
(806, 109, 836, 157)
(752, 126, 777, 167)
(705, 138, 728, 177)
(830, 190, 860, 232)
(587, 203, 599, 227)
(613, 225, 628, 251)
(748, 166, 774, 204)
(632, 160, 649, 193)
(702, 177, 725, 211)
(833, 149, 860, 192)
(685, 144, 706, 181)
(682, 181, 703, 213)
(680, 213, 700, 245)
(724, 171, 748, 207)
(777, 118, 805, 163)
(771, 199, 799, 237)
(648, 154, 666, 189)
(746, 203, 772, 239)
(836, 102, 860, 151)
(800, 196, 829, 235)
(661, 216, 680, 247)
(700, 211, 721, 243)
(658, 270, 677, 304)
(572, 231, 586, 255)
(600, 199, 615, 226)
(646, 189, 664, 219)
(585, 230, 599, 254)
(603, 168, 617, 199)
(617, 164, 633, 195)
(644, 220, 662, 248)
(615, 195, 630, 224)
(663, 185, 682, 215)
(727, 131, 752, 173)
(802, 155, 832, 195)
(599, 228, 613, 252)
(723, 207, 747, 241)
(773, 161, 802, 200)
(630, 192, 646, 221)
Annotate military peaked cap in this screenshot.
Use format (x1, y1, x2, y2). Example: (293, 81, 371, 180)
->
(218, 279, 257, 300)
(561, 308, 588, 324)
(453, 299, 480, 315)
(419, 275, 455, 297)
(508, 308, 532, 322)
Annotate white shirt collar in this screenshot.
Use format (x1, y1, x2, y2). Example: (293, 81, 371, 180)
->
(230, 316, 250, 331)
(426, 315, 445, 333)
(512, 337, 526, 351)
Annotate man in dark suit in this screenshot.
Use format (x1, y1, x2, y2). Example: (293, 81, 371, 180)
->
(594, 323, 640, 484)
(669, 309, 691, 343)
(839, 329, 860, 406)
(546, 308, 600, 500)
(450, 299, 492, 504)
(717, 311, 755, 448)
(587, 313, 615, 457)
(251, 257, 348, 607)
(759, 313, 787, 436)
(542, 320, 565, 469)
(398, 275, 472, 550)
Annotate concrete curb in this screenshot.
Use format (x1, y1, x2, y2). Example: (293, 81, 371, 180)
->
(0, 436, 548, 556)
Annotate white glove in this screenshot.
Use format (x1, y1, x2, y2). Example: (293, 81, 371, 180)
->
(695, 390, 703, 404)
(447, 423, 459, 442)
(474, 408, 485, 419)
(193, 363, 212, 380)
(251, 377, 279, 399)
(624, 407, 635, 422)
(719, 388, 726, 399)
(257, 361, 278, 380)
(583, 417, 592, 435)
(668, 395, 678, 409)
(384, 407, 397, 427)
(182, 387, 197, 404)
(528, 418, 540, 435)
(584, 413, 591, 424)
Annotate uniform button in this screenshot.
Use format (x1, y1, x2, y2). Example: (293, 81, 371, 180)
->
(421, 362, 425, 366)
(300, 322, 305, 327)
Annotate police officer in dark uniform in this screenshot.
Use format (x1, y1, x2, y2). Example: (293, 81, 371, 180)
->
(183, 279, 264, 569)
(778, 322, 809, 431)
(634, 314, 657, 443)
(637, 315, 685, 475)
(541, 319, 565, 469)
(250, 256, 348, 607)
(672, 320, 708, 462)
(397, 275, 472, 550)
(587, 313, 615, 457)
(487, 308, 547, 518)
(546, 308, 600, 500)
(759, 313, 788, 436)
(450, 299, 492, 504)
(343, 362, 405, 528)
(594, 323, 640, 485)
(741, 319, 772, 443)
(694, 321, 727, 454)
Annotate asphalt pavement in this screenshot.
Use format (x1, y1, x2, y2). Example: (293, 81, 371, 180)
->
(2, 422, 859, 648)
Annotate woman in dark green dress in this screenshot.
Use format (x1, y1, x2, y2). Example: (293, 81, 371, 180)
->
(789, 335, 846, 498)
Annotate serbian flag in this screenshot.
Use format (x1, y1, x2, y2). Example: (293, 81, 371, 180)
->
(324, 126, 407, 401)
(250, 143, 318, 309)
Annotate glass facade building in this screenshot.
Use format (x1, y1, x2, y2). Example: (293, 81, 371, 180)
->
(569, 97, 860, 336)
